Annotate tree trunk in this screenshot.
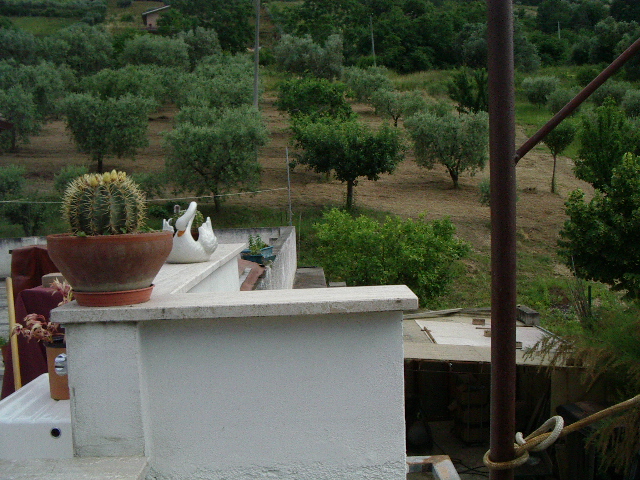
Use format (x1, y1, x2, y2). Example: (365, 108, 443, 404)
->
(346, 180, 355, 210)
(96, 155, 104, 174)
(448, 168, 459, 189)
(214, 194, 221, 213)
(10, 129, 17, 153)
(551, 154, 557, 193)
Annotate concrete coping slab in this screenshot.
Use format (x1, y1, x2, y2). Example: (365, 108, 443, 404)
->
(0, 456, 149, 480)
(52, 284, 419, 324)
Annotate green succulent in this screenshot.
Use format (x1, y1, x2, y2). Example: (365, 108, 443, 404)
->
(62, 170, 147, 236)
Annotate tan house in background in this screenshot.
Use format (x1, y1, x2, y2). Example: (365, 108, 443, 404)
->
(141, 5, 171, 30)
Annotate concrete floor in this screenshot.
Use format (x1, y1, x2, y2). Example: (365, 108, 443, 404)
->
(410, 420, 490, 480)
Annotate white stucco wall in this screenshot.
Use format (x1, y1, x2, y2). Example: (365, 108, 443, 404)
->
(54, 283, 418, 480)
(140, 311, 405, 480)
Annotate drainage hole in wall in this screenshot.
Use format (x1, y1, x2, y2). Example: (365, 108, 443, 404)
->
(50, 428, 61, 438)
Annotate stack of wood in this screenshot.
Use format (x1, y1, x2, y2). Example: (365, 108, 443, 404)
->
(450, 373, 490, 444)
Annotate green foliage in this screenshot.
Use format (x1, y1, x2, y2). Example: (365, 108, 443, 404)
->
(182, 54, 255, 108)
(62, 170, 146, 236)
(560, 153, 640, 298)
(0, 165, 26, 200)
(0, 85, 41, 153)
(0, 0, 106, 20)
(313, 208, 469, 307)
(342, 66, 393, 102)
(119, 34, 190, 70)
(546, 87, 579, 115)
(80, 65, 166, 104)
(0, 61, 75, 119)
(54, 164, 89, 194)
(457, 20, 541, 72)
(277, 77, 353, 121)
(370, 89, 428, 127)
(622, 90, 640, 118)
(3, 198, 54, 236)
(521, 76, 559, 107)
(590, 80, 631, 107)
(175, 27, 221, 71)
(478, 178, 490, 206)
(447, 67, 488, 114)
(62, 93, 155, 173)
(164, 105, 268, 212)
(47, 24, 113, 75)
(274, 34, 343, 79)
(611, 0, 640, 22)
(292, 118, 403, 210)
(575, 99, 634, 190)
(248, 234, 268, 254)
(0, 26, 40, 64)
(0, 165, 53, 236)
(528, 298, 640, 474)
(130, 171, 166, 200)
(404, 110, 489, 189)
(542, 121, 576, 193)
(169, 0, 252, 53)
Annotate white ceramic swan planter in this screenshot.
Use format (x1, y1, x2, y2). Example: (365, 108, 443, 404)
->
(162, 202, 218, 263)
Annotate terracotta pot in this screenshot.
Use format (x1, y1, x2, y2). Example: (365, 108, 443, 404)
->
(46, 342, 69, 400)
(46, 231, 173, 306)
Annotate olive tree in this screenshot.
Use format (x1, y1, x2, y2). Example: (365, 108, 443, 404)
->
(274, 33, 343, 79)
(164, 105, 268, 212)
(119, 34, 190, 70)
(542, 120, 576, 193)
(370, 89, 428, 127)
(575, 99, 634, 190)
(559, 153, 640, 298)
(63, 93, 155, 173)
(404, 110, 489, 189)
(292, 117, 403, 210)
(0, 86, 40, 153)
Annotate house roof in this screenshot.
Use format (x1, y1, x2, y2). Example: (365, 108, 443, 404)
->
(141, 5, 171, 17)
(403, 308, 551, 366)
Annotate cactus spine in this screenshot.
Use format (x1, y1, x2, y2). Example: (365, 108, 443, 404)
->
(62, 170, 146, 236)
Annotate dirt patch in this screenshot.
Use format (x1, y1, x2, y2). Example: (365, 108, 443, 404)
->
(0, 96, 592, 273)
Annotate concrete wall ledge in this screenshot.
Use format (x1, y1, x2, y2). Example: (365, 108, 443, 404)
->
(53, 284, 418, 324)
(0, 456, 149, 480)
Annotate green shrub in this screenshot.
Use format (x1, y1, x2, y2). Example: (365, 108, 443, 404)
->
(622, 90, 640, 118)
(591, 80, 630, 106)
(54, 165, 89, 194)
(313, 208, 469, 307)
(276, 77, 353, 120)
(342, 66, 393, 102)
(0, 165, 25, 200)
(547, 87, 580, 115)
(478, 178, 490, 206)
(521, 76, 559, 106)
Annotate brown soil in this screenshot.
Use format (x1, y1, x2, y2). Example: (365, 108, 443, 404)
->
(0, 95, 593, 273)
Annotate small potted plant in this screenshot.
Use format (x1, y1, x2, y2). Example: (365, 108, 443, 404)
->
(241, 234, 274, 264)
(46, 171, 173, 307)
(11, 279, 73, 400)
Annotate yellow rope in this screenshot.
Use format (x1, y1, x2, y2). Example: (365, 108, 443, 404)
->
(483, 394, 640, 471)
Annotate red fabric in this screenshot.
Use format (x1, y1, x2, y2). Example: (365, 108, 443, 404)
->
(10, 245, 58, 301)
(1, 287, 63, 399)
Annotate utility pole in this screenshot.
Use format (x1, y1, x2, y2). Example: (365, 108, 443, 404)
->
(370, 15, 376, 67)
(487, 0, 517, 478)
(253, 0, 260, 108)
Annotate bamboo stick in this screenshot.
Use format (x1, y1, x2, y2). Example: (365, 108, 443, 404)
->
(6, 277, 21, 390)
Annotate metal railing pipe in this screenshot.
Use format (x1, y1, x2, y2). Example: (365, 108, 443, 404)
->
(515, 35, 640, 163)
(487, 0, 517, 478)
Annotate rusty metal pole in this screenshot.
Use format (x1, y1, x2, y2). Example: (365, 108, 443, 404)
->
(487, 0, 517, 479)
(515, 35, 640, 163)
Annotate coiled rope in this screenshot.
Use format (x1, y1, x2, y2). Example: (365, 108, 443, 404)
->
(483, 394, 640, 470)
